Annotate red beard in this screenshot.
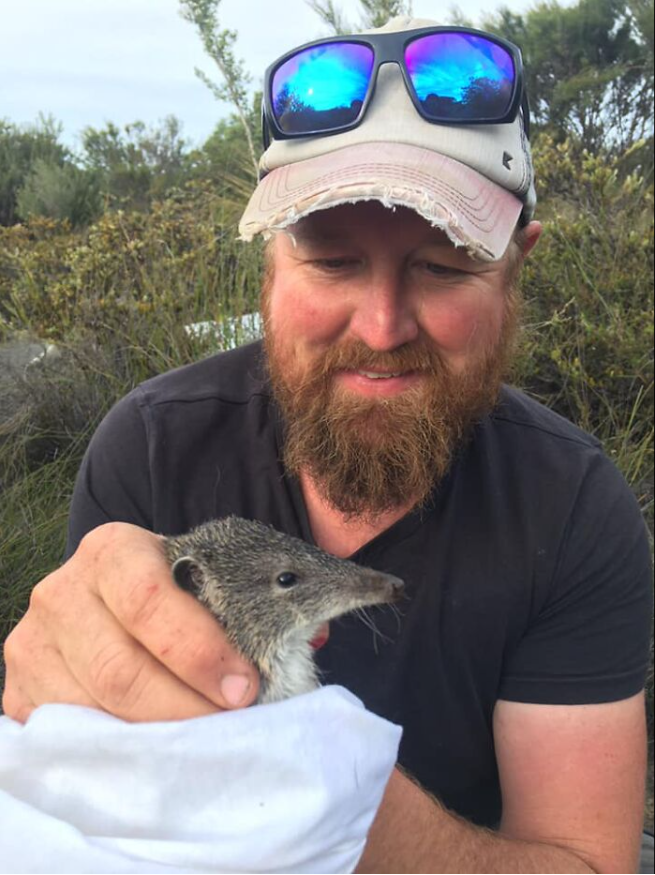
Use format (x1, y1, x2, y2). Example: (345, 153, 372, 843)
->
(262, 284, 520, 522)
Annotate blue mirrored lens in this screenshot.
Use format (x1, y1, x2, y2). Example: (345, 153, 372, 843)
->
(405, 33, 515, 121)
(272, 42, 374, 134)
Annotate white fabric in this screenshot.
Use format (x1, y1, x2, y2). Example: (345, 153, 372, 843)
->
(0, 685, 401, 874)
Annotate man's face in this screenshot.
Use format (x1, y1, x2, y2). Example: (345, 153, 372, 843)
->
(263, 202, 526, 521)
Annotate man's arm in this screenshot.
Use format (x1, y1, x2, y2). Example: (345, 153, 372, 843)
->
(356, 693, 647, 874)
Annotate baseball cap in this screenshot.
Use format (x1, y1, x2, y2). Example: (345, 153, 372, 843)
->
(239, 16, 537, 262)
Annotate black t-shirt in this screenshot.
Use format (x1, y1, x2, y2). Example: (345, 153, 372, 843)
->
(66, 341, 652, 828)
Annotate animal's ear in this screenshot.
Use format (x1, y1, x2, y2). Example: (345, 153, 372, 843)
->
(171, 556, 202, 594)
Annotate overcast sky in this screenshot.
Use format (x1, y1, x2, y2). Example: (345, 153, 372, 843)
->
(3, 0, 545, 152)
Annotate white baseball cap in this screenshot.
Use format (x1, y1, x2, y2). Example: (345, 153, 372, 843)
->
(239, 16, 536, 261)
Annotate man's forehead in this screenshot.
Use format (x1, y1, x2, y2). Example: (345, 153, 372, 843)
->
(287, 206, 455, 249)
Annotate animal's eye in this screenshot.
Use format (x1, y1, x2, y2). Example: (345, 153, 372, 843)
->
(276, 571, 298, 588)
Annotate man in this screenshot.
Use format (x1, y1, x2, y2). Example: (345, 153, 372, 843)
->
(3, 16, 651, 873)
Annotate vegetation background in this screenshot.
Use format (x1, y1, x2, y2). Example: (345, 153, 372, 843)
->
(0, 0, 653, 827)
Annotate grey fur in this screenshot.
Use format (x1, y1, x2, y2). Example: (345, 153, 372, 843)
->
(164, 516, 404, 704)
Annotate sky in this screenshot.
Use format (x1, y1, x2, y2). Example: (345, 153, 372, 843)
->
(2, 0, 543, 152)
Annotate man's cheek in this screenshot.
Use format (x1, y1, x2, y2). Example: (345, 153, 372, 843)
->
(271, 291, 346, 346)
(424, 303, 500, 358)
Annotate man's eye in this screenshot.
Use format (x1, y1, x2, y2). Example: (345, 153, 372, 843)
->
(422, 261, 451, 275)
(313, 258, 358, 271)
(420, 261, 464, 279)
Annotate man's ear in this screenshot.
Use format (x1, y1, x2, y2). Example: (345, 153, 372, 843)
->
(171, 556, 202, 594)
(520, 220, 543, 258)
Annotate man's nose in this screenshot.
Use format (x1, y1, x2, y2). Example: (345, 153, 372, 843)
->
(348, 277, 419, 351)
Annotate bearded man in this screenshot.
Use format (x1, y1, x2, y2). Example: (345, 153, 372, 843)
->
(3, 16, 651, 874)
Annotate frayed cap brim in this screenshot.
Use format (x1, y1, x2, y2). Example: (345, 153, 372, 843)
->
(239, 142, 523, 262)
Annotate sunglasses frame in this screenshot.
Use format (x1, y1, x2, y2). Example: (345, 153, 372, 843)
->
(262, 26, 529, 150)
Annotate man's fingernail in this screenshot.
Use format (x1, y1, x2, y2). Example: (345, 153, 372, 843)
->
(220, 674, 251, 707)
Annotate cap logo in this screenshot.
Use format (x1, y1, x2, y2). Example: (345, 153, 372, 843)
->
(502, 151, 514, 170)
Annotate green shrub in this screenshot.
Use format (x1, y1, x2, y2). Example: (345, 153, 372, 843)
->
(16, 159, 102, 228)
(0, 181, 263, 343)
(0, 116, 71, 227)
(514, 136, 654, 514)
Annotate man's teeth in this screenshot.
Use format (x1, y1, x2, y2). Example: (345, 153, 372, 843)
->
(358, 371, 402, 379)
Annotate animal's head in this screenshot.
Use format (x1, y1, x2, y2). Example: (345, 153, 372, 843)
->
(167, 516, 404, 668)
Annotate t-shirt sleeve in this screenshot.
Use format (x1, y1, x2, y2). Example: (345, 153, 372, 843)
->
(65, 389, 153, 560)
(499, 452, 653, 705)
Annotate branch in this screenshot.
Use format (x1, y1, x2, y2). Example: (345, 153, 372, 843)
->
(179, 0, 259, 178)
(305, 0, 351, 34)
(358, 0, 413, 29)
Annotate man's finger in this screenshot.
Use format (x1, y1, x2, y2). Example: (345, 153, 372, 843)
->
(3, 628, 98, 722)
(81, 524, 259, 710)
(1, 684, 37, 725)
(57, 598, 230, 721)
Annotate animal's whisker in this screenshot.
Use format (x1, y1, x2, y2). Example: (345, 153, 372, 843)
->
(387, 601, 404, 633)
(354, 605, 394, 653)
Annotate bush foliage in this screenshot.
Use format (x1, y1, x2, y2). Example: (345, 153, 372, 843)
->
(516, 136, 653, 505)
(1, 137, 651, 587)
(0, 181, 262, 344)
(0, 0, 652, 791)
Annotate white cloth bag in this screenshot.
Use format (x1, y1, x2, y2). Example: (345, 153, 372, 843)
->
(0, 685, 401, 874)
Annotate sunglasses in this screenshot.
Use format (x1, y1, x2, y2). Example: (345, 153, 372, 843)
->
(262, 27, 529, 150)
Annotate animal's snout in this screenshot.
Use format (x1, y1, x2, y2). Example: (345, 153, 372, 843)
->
(364, 569, 405, 602)
(387, 574, 405, 601)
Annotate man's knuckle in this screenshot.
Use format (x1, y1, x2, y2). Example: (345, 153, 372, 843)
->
(76, 524, 102, 558)
(2, 688, 32, 723)
(3, 626, 19, 663)
(89, 644, 149, 712)
(120, 576, 167, 631)
(1, 686, 13, 717)
(16, 703, 34, 723)
(3, 618, 34, 666)
(77, 521, 125, 563)
(80, 520, 118, 547)
(27, 577, 52, 611)
(28, 567, 74, 619)
(186, 639, 224, 675)
(189, 635, 253, 679)
(3, 622, 42, 702)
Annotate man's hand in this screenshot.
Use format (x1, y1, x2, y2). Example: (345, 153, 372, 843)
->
(2, 522, 260, 723)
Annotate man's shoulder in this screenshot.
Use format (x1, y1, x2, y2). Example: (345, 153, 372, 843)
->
(135, 340, 268, 409)
(490, 385, 602, 451)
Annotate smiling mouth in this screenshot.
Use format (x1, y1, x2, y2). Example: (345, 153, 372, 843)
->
(357, 371, 404, 380)
(334, 369, 423, 396)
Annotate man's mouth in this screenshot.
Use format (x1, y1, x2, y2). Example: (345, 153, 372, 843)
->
(357, 370, 403, 380)
(336, 369, 422, 396)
